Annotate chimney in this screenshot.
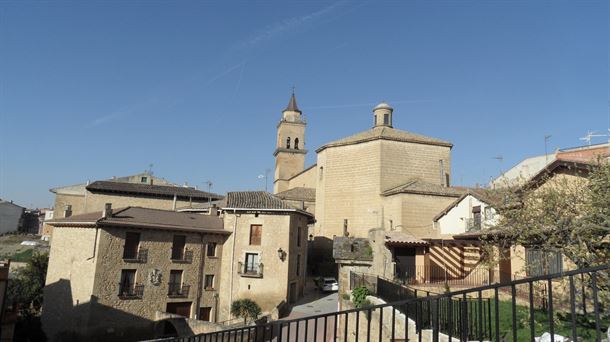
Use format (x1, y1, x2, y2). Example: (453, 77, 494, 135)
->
(102, 203, 112, 218)
(64, 205, 72, 218)
(208, 204, 218, 216)
(439, 160, 446, 187)
(343, 219, 349, 237)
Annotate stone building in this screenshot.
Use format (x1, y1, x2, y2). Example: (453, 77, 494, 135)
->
(43, 205, 229, 341)
(0, 200, 25, 235)
(218, 191, 313, 322)
(43, 173, 222, 237)
(272, 95, 466, 278)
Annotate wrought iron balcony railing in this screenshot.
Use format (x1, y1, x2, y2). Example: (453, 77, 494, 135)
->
(237, 261, 263, 278)
(118, 283, 144, 299)
(465, 218, 482, 231)
(167, 283, 190, 298)
(171, 249, 193, 263)
(123, 248, 148, 263)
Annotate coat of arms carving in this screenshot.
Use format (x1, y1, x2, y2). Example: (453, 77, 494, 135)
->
(149, 269, 162, 286)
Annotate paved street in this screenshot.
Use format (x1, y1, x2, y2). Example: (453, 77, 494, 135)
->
(279, 279, 339, 341)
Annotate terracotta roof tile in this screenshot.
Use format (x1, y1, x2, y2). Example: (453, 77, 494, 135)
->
(382, 179, 465, 197)
(275, 187, 316, 202)
(86, 181, 223, 201)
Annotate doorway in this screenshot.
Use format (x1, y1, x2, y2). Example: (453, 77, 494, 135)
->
(166, 302, 192, 318)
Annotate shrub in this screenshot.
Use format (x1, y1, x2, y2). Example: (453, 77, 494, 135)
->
(351, 286, 370, 308)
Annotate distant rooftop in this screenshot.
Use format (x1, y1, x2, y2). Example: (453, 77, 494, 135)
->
(47, 206, 228, 233)
(86, 180, 223, 201)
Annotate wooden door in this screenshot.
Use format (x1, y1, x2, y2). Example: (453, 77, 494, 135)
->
(166, 302, 192, 317)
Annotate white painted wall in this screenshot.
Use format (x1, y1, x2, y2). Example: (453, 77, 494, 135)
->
(436, 195, 498, 235)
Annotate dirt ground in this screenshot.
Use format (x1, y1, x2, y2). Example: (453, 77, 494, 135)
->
(0, 234, 49, 263)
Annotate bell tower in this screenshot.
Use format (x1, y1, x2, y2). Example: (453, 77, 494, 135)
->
(273, 92, 307, 194)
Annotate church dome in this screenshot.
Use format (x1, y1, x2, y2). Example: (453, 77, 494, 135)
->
(373, 102, 393, 111)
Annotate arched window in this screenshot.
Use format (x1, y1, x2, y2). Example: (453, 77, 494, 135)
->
(319, 166, 324, 180)
(286, 137, 291, 149)
(294, 138, 299, 150)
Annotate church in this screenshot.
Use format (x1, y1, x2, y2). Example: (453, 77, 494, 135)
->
(272, 93, 477, 279)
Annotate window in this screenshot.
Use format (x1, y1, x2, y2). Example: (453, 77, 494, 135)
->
(294, 138, 299, 150)
(168, 270, 183, 295)
(249, 225, 262, 245)
(319, 167, 324, 180)
(123, 232, 140, 259)
(119, 269, 142, 298)
(297, 227, 302, 247)
(171, 235, 186, 260)
(296, 254, 301, 276)
(472, 206, 482, 230)
(207, 242, 217, 257)
(141, 176, 148, 183)
(484, 207, 494, 220)
(199, 307, 212, 321)
(204, 274, 215, 290)
(525, 248, 563, 276)
(244, 253, 260, 274)
(286, 137, 291, 149)
(383, 113, 389, 125)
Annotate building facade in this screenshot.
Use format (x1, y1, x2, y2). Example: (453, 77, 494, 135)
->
(218, 191, 313, 322)
(43, 206, 229, 341)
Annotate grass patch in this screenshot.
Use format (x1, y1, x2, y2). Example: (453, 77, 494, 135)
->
(8, 249, 35, 262)
(492, 298, 603, 341)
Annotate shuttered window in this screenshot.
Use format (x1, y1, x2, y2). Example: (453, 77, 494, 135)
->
(123, 232, 140, 259)
(249, 225, 262, 245)
(525, 248, 563, 276)
(172, 235, 186, 260)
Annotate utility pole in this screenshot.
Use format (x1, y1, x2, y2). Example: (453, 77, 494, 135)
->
(492, 155, 504, 176)
(205, 181, 213, 208)
(544, 135, 552, 163)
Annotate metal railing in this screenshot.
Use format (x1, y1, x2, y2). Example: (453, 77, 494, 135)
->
(237, 262, 264, 278)
(168, 283, 190, 298)
(118, 283, 144, 299)
(123, 247, 148, 263)
(393, 265, 509, 286)
(159, 264, 609, 342)
(171, 249, 193, 263)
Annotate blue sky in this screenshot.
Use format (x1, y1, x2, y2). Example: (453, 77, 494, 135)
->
(1, 0, 609, 208)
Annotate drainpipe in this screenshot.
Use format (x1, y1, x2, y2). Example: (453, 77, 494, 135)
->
(195, 233, 205, 319)
(229, 209, 238, 319)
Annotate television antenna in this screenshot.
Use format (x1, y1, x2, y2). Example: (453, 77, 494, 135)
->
(257, 169, 271, 192)
(579, 131, 607, 146)
(492, 155, 504, 175)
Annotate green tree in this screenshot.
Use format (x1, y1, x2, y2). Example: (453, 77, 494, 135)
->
(230, 298, 262, 324)
(486, 161, 609, 270)
(7, 251, 49, 342)
(7, 251, 49, 316)
(485, 161, 610, 310)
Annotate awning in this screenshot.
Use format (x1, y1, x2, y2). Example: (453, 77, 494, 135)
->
(385, 231, 429, 246)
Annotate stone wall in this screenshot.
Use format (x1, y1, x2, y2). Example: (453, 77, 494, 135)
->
(218, 212, 308, 322)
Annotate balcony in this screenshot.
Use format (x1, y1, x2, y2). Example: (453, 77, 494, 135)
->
(465, 218, 481, 232)
(238, 262, 263, 278)
(123, 248, 148, 263)
(171, 249, 193, 263)
(167, 283, 190, 298)
(118, 283, 144, 299)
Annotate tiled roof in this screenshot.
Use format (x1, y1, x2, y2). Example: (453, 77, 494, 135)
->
(47, 207, 228, 233)
(224, 191, 295, 210)
(275, 187, 316, 202)
(86, 181, 223, 200)
(382, 179, 465, 197)
(316, 126, 452, 153)
(384, 231, 429, 246)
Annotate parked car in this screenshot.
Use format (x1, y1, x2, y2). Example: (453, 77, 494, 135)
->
(319, 277, 338, 292)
